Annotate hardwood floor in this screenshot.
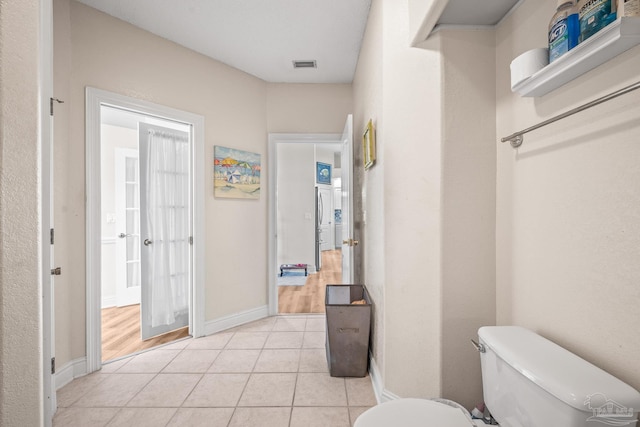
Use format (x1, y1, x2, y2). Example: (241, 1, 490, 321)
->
(101, 304, 189, 362)
(278, 249, 342, 314)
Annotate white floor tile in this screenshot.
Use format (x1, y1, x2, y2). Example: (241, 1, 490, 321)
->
(166, 408, 235, 427)
(53, 407, 118, 427)
(57, 315, 378, 427)
(208, 349, 260, 373)
(290, 407, 350, 427)
(106, 408, 176, 427)
(182, 373, 249, 407)
(162, 349, 220, 373)
(254, 349, 300, 373)
(126, 373, 201, 407)
(228, 407, 291, 427)
(73, 373, 155, 407)
(294, 373, 347, 406)
(238, 373, 297, 407)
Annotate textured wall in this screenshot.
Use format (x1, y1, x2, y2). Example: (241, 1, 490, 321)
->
(440, 29, 497, 409)
(0, 0, 44, 424)
(496, 0, 640, 392)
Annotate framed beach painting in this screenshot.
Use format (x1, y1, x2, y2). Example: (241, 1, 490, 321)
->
(316, 162, 332, 185)
(214, 146, 261, 199)
(363, 119, 376, 170)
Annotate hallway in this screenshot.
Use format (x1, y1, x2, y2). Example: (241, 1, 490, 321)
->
(278, 250, 342, 314)
(54, 314, 376, 426)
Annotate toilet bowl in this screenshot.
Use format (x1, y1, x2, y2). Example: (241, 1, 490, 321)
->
(353, 398, 485, 427)
(354, 326, 640, 427)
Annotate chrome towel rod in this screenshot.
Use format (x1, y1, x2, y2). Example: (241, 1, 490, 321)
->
(501, 80, 640, 148)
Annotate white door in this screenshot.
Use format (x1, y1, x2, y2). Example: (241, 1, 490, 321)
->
(318, 187, 333, 251)
(341, 115, 355, 284)
(115, 148, 141, 307)
(139, 123, 191, 340)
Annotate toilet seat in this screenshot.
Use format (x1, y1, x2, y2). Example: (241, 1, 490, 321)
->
(353, 398, 475, 427)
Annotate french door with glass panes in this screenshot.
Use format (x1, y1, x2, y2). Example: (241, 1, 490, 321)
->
(115, 148, 141, 307)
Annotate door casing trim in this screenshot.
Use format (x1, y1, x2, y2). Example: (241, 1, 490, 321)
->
(267, 133, 341, 316)
(85, 87, 205, 373)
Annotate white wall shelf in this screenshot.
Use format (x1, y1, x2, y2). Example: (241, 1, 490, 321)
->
(512, 17, 640, 97)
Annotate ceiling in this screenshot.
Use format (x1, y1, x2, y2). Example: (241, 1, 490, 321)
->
(76, 0, 521, 84)
(76, 0, 372, 84)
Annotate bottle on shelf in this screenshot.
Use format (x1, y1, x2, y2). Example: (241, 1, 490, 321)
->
(549, 0, 580, 63)
(577, 0, 618, 42)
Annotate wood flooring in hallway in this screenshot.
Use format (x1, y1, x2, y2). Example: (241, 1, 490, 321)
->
(278, 249, 342, 314)
(101, 304, 190, 363)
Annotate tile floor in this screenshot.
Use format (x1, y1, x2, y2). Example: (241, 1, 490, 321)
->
(54, 314, 377, 427)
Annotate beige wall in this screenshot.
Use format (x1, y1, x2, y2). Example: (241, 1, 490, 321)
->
(354, 0, 446, 400)
(353, 0, 500, 410)
(496, 0, 640, 391)
(0, 0, 43, 424)
(381, 0, 443, 399)
(440, 29, 497, 407)
(353, 0, 385, 384)
(266, 83, 352, 133)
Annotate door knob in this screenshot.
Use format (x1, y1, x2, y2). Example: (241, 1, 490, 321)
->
(342, 238, 359, 246)
(118, 233, 131, 238)
(143, 239, 153, 246)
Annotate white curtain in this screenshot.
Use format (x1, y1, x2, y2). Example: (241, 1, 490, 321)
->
(144, 128, 190, 328)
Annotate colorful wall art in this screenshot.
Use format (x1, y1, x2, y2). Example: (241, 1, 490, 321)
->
(316, 162, 332, 185)
(214, 146, 261, 199)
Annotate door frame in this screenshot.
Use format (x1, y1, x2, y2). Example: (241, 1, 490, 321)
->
(41, 0, 54, 422)
(85, 87, 205, 373)
(267, 132, 343, 316)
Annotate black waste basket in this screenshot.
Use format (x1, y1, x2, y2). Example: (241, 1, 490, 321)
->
(325, 284, 371, 377)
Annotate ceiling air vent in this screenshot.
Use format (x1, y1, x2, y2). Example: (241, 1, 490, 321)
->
(293, 60, 317, 69)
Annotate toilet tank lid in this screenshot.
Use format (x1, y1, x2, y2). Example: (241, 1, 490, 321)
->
(478, 326, 640, 412)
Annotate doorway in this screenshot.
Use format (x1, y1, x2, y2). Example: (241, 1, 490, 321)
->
(268, 115, 355, 315)
(99, 107, 192, 362)
(86, 88, 205, 373)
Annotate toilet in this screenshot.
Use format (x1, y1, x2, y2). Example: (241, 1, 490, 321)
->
(355, 326, 640, 427)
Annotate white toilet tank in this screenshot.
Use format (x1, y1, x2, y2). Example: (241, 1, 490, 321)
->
(478, 326, 640, 427)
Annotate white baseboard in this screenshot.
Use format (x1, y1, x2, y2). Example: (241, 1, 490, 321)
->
(55, 357, 87, 391)
(204, 305, 269, 336)
(369, 354, 400, 403)
(101, 296, 116, 309)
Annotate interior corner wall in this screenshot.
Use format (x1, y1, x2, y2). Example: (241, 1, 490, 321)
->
(0, 0, 43, 424)
(439, 29, 497, 410)
(353, 0, 444, 398)
(381, 0, 442, 398)
(353, 0, 385, 385)
(496, 0, 640, 392)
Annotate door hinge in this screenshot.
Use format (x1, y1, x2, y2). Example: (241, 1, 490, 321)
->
(51, 357, 56, 374)
(50, 98, 64, 116)
(50, 228, 54, 245)
(51, 267, 61, 276)
(189, 236, 193, 245)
